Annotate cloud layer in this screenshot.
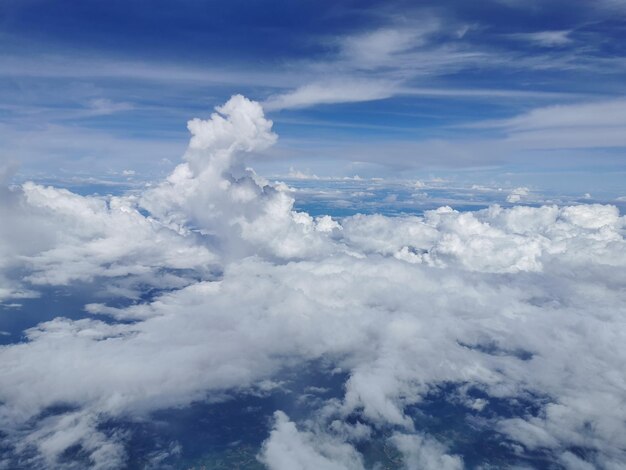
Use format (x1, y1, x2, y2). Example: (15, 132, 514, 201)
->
(1, 96, 625, 469)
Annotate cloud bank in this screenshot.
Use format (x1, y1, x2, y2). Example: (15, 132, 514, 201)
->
(0, 95, 625, 469)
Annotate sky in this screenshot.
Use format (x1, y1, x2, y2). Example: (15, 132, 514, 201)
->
(1, 3, 626, 470)
(1, 0, 626, 195)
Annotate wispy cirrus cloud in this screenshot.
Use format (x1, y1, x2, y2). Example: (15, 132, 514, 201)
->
(471, 98, 626, 150)
(263, 79, 397, 110)
(507, 30, 573, 47)
(1, 0, 625, 188)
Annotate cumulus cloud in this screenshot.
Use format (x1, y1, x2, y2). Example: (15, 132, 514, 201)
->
(0, 181, 216, 301)
(506, 186, 529, 203)
(140, 94, 335, 260)
(0, 95, 625, 469)
(389, 433, 462, 470)
(259, 412, 364, 470)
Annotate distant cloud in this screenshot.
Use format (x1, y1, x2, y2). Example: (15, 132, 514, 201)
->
(288, 166, 319, 180)
(506, 187, 530, 203)
(497, 98, 626, 131)
(475, 98, 626, 150)
(263, 79, 395, 110)
(508, 30, 573, 47)
(86, 98, 134, 115)
(338, 26, 436, 70)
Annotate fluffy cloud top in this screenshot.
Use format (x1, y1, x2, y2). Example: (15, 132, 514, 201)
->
(0, 95, 625, 469)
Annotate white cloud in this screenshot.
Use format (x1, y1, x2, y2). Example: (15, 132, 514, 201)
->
(500, 99, 626, 132)
(338, 27, 434, 70)
(296, 97, 626, 171)
(506, 187, 529, 203)
(1, 95, 625, 468)
(15, 410, 128, 470)
(262, 17, 577, 111)
(287, 167, 320, 180)
(186, 94, 277, 162)
(461, 99, 626, 152)
(0, 181, 216, 296)
(390, 433, 463, 470)
(86, 98, 134, 115)
(259, 412, 364, 470)
(140, 95, 335, 261)
(508, 30, 573, 47)
(263, 79, 395, 111)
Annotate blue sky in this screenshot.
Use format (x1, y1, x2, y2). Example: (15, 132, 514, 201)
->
(1, 0, 626, 195)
